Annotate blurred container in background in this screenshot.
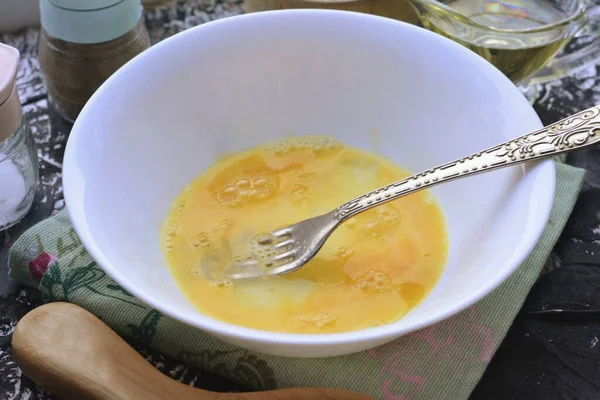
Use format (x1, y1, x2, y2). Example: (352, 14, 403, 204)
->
(244, 0, 420, 24)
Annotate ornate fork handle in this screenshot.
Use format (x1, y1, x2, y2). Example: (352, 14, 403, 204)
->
(332, 106, 600, 221)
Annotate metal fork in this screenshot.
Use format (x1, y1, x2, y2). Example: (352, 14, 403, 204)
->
(225, 106, 600, 280)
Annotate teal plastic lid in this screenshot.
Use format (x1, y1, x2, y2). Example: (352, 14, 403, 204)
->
(40, 0, 143, 44)
(46, 0, 122, 10)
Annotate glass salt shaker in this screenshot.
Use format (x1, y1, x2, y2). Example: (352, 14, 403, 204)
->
(0, 43, 39, 231)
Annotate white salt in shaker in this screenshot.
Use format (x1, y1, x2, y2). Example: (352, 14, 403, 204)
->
(0, 43, 39, 230)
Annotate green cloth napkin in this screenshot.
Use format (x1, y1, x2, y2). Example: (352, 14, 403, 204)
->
(9, 162, 584, 400)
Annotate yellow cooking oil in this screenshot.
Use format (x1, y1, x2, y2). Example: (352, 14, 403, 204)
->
(418, 0, 575, 83)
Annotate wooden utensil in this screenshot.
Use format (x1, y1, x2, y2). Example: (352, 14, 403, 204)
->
(12, 302, 374, 400)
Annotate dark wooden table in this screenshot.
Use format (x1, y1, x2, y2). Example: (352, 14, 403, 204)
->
(1, 1, 600, 398)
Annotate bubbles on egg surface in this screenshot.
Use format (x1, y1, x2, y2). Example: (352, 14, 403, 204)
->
(208, 155, 279, 207)
(209, 279, 233, 288)
(290, 184, 311, 202)
(255, 234, 274, 246)
(355, 270, 392, 293)
(174, 201, 187, 212)
(218, 219, 234, 230)
(264, 138, 293, 156)
(350, 204, 401, 238)
(220, 186, 239, 203)
(309, 137, 342, 157)
(334, 247, 354, 263)
(263, 136, 342, 157)
(163, 220, 181, 253)
(252, 175, 278, 200)
(343, 207, 400, 240)
(236, 178, 250, 190)
(166, 228, 180, 238)
(215, 175, 278, 207)
(368, 205, 400, 229)
(225, 232, 282, 277)
(254, 177, 268, 187)
(243, 233, 277, 264)
(253, 177, 274, 198)
(191, 232, 211, 248)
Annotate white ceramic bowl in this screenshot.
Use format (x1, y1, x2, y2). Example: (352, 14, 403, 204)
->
(63, 10, 555, 358)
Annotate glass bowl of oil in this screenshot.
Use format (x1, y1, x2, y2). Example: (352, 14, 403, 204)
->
(409, 0, 599, 101)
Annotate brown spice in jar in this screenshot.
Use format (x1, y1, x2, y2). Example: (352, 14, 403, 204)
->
(141, 0, 174, 7)
(38, 18, 150, 122)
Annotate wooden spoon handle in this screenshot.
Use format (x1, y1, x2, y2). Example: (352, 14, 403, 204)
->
(12, 303, 373, 400)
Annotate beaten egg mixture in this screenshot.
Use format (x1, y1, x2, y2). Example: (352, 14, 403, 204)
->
(161, 136, 448, 333)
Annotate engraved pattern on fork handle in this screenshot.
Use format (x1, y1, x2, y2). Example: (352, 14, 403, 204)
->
(332, 106, 600, 221)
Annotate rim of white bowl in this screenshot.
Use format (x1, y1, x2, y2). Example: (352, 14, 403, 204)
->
(63, 9, 556, 350)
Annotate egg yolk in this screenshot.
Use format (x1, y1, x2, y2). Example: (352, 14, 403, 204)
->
(161, 136, 448, 333)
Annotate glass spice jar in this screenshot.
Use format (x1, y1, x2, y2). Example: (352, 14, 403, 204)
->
(0, 43, 39, 231)
(38, 0, 151, 122)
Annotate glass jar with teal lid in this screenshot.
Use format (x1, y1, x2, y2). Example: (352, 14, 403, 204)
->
(38, 0, 151, 122)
